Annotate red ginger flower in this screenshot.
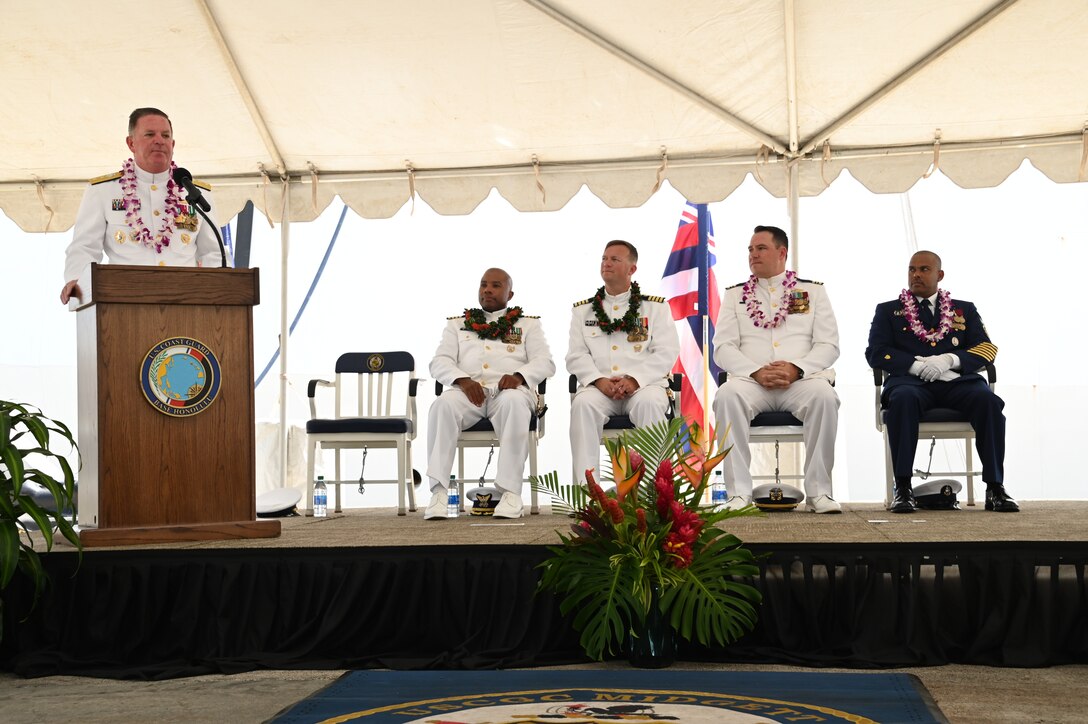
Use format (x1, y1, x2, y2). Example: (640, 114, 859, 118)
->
(636, 508, 647, 535)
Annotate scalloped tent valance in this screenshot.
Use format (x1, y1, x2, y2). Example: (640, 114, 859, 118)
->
(1, 0, 1085, 232)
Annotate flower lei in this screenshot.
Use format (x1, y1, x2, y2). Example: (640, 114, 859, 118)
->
(741, 271, 797, 329)
(899, 288, 954, 343)
(591, 281, 642, 334)
(120, 158, 183, 253)
(463, 306, 523, 339)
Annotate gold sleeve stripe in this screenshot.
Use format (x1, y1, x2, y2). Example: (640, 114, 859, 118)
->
(967, 342, 998, 362)
(89, 171, 122, 185)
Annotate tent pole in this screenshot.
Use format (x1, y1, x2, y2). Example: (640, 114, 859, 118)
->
(278, 181, 291, 490)
(788, 163, 800, 272)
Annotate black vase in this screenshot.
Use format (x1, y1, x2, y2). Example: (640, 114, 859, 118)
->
(626, 594, 676, 668)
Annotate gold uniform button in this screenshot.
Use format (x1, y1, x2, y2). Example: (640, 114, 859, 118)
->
(485, 345, 491, 350)
(153, 210, 160, 216)
(771, 303, 778, 308)
(158, 261, 166, 266)
(150, 184, 158, 191)
(773, 341, 780, 348)
(612, 345, 618, 351)
(612, 365, 619, 371)
(483, 363, 489, 369)
(884, 354, 892, 360)
(613, 305, 619, 310)
(769, 287, 776, 293)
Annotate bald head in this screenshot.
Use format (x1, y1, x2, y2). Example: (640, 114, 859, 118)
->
(479, 267, 514, 312)
(908, 251, 944, 298)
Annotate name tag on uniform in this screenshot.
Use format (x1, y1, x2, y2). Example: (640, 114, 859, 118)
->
(584, 320, 599, 327)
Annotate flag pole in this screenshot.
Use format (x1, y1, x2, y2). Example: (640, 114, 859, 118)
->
(696, 204, 711, 452)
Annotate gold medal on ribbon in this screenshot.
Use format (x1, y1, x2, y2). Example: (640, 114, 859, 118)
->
(114, 230, 126, 244)
(181, 233, 191, 244)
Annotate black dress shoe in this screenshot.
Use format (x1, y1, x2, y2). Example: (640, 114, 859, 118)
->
(985, 485, 1020, 512)
(888, 488, 917, 514)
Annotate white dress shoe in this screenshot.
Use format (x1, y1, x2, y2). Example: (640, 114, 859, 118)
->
(807, 494, 842, 514)
(724, 495, 752, 511)
(493, 492, 524, 519)
(423, 489, 448, 520)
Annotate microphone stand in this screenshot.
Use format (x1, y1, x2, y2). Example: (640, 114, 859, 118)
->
(187, 197, 229, 268)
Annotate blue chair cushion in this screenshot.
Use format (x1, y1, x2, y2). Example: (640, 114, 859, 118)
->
(752, 411, 803, 427)
(306, 417, 414, 434)
(919, 407, 969, 424)
(603, 415, 634, 430)
(463, 417, 538, 433)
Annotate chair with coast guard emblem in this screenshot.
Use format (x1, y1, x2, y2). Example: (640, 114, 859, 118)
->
(306, 352, 419, 515)
(873, 363, 996, 508)
(434, 380, 547, 515)
(717, 371, 807, 489)
(567, 373, 682, 482)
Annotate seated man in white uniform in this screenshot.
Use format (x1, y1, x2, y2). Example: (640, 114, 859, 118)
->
(713, 225, 842, 514)
(567, 240, 680, 483)
(425, 268, 555, 519)
(60, 107, 224, 305)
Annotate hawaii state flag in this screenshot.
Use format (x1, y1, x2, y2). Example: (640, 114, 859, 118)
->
(660, 202, 723, 436)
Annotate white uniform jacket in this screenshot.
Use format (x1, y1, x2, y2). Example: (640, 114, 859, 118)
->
(429, 310, 555, 390)
(566, 289, 680, 391)
(713, 273, 840, 382)
(63, 164, 224, 283)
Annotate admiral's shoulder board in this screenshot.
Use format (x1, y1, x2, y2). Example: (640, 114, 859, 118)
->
(795, 278, 824, 285)
(193, 179, 212, 191)
(89, 171, 122, 185)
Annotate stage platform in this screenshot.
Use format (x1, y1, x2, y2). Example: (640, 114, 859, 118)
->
(2, 502, 1086, 679)
(47, 500, 1088, 549)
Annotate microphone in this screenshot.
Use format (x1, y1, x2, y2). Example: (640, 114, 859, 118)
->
(172, 167, 227, 267)
(172, 167, 211, 212)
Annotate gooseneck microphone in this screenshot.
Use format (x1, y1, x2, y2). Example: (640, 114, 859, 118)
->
(172, 167, 210, 212)
(172, 167, 227, 268)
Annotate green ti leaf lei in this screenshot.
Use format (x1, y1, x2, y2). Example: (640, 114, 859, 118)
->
(591, 281, 642, 335)
(463, 306, 523, 339)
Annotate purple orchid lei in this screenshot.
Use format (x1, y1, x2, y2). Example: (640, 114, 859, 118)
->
(120, 158, 183, 253)
(899, 288, 954, 343)
(741, 270, 797, 329)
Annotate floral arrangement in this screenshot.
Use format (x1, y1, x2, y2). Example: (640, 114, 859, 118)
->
(532, 417, 761, 661)
(462, 306, 523, 339)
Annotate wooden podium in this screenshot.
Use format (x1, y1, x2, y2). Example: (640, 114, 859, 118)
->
(75, 264, 280, 546)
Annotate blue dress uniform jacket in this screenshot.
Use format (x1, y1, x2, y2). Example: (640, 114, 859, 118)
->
(865, 295, 1004, 484)
(865, 298, 997, 386)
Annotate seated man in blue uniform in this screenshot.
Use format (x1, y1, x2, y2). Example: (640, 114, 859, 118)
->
(866, 250, 1018, 513)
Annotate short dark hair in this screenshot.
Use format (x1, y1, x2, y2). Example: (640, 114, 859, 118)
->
(128, 107, 172, 135)
(753, 225, 788, 250)
(913, 250, 943, 269)
(604, 239, 638, 263)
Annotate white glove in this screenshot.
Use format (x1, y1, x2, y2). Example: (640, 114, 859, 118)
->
(908, 360, 927, 378)
(914, 353, 958, 382)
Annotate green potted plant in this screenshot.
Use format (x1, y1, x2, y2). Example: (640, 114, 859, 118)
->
(533, 417, 761, 666)
(0, 400, 82, 639)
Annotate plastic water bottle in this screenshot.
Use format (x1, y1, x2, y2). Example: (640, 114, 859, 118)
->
(447, 474, 460, 518)
(313, 475, 328, 518)
(711, 470, 727, 511)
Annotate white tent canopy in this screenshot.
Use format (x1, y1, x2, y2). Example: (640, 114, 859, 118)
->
(2, 0, 1086, 232)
